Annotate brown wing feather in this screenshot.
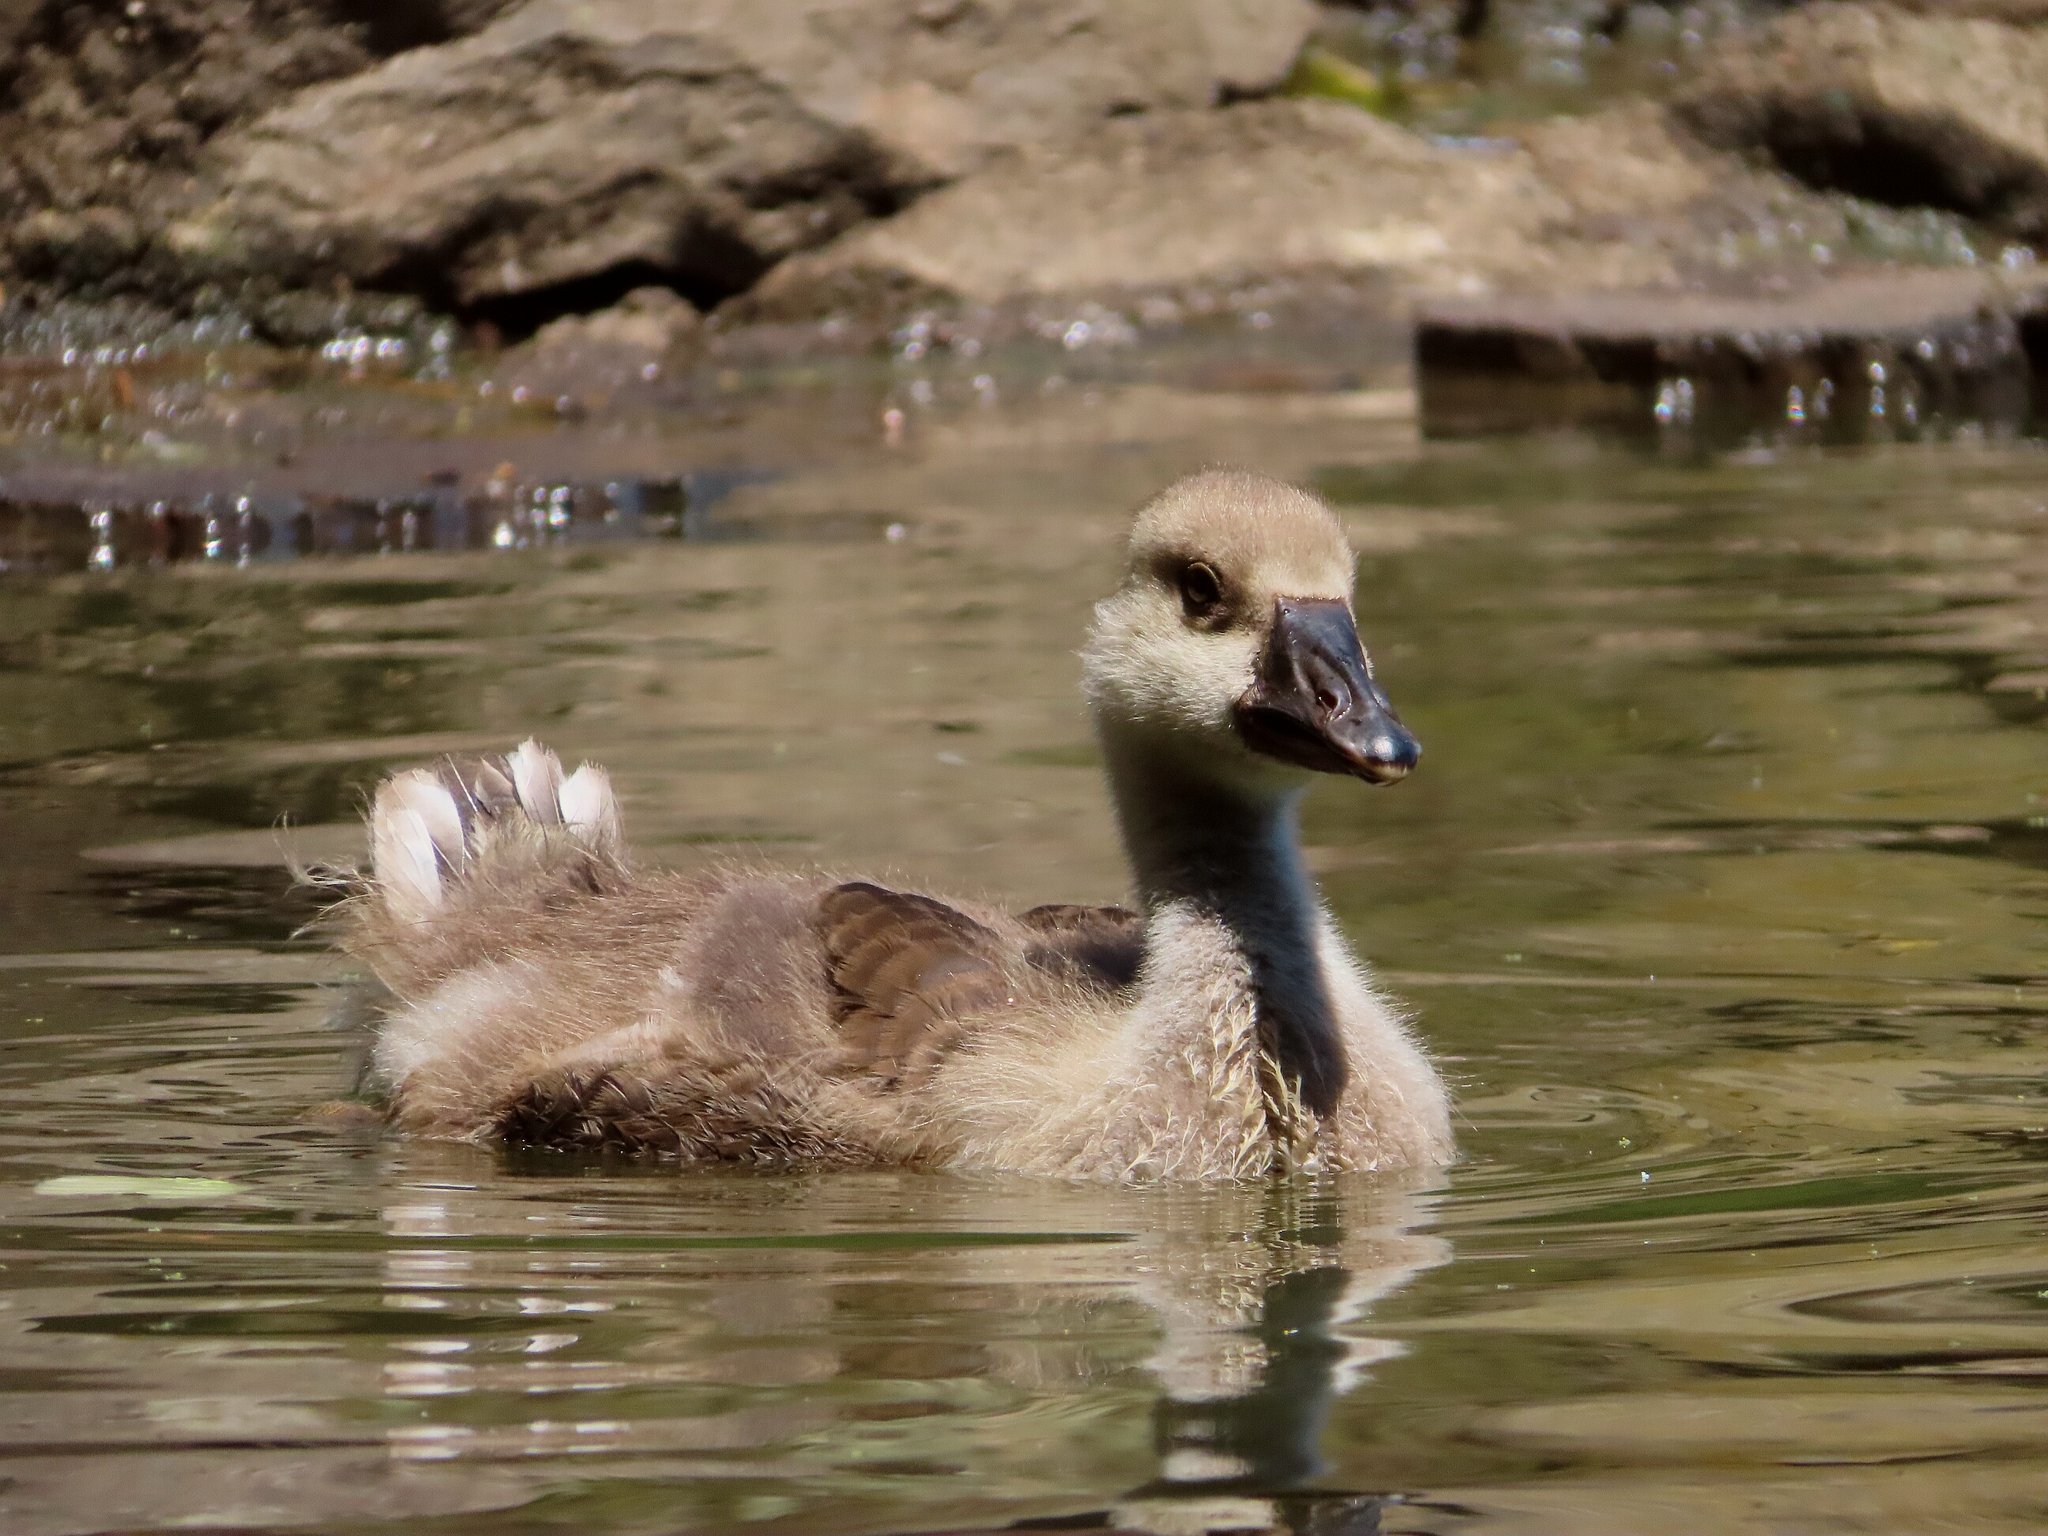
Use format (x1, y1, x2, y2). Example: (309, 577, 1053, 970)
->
(817, 885, 1147, 1092)
(816, 882, 1015, 1089)
(1019, 902, 1146, 993)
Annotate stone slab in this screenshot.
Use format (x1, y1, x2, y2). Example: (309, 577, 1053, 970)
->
(1415, 267, 2048, 437)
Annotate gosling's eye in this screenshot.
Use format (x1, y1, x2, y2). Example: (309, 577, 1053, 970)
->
(1178, 561, 1225, 622)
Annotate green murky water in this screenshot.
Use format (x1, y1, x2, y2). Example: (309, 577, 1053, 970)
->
(3, 390, 2046, 1534)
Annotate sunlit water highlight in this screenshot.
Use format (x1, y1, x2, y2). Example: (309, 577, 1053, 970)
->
(3, 394, 2046, 1534)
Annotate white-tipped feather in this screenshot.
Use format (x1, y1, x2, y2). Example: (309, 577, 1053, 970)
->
(559, 764, 622, 855)
(389, 768, 465, 870)
(368, 746, 624, 933)
(472, 757, 515, 810)
(370, 783, 443, 924)
(508, 739, 564, 825)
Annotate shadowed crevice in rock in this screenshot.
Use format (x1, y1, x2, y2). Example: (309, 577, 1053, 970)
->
(2020, 307, 2048, 378)
(1687, 98, 2048, 238)
(461, 264, 707, 342)
(460, 265, 671, 341)
(349, 0, 525, 57)
(1676, 3, 2048, 240)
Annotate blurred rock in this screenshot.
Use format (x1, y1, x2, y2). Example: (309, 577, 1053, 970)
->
(0, 0, 39, 56)
(526, 287, 699, 355)
(157, 0, 1316, 315)
(738, 97, 1871, 324)
(0, 0, 526, 300)
(1678, 3, 2048, 242)
(11, 0, 2030, 363)
(1415, 265, 2048, 435)
(1512, 103, 1889, 267)
(1888, 0, 2048, 20)
(742, 100, 1565, 316)
(0, 1, 378, 294)
(495, 286, 701, 415)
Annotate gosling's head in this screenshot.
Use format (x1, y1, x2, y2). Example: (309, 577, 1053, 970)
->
(1083, 469, 1419, 792)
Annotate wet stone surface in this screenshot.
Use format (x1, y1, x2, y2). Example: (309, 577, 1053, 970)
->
(0, 476, 697, 574)
(1415, 265, 2048, 439)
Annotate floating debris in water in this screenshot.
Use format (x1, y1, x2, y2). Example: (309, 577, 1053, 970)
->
(35, 1175, 246, 1200)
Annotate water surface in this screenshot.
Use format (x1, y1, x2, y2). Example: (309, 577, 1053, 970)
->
(3, 391, 2046, 1534)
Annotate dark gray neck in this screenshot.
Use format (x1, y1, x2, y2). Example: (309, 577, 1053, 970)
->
(1102, 730, 1348, 1116)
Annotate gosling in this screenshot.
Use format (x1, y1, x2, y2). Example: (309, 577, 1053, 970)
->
(340, 470, 1454, 1180)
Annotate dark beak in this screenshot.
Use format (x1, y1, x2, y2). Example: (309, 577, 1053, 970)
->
(1233, 598, 1420, 784)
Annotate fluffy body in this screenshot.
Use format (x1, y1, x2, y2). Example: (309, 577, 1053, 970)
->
(337, 471, 1455, 1181)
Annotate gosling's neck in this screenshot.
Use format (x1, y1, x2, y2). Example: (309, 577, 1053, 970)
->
(1098, 725, 1348, 1115)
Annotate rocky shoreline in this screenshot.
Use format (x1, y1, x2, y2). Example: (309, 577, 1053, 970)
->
(4, 0, 2048, 420)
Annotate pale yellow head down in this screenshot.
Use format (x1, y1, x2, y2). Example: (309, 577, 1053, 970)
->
(1126, 469, 1355, 604)
(1082, 469, 1361, 784)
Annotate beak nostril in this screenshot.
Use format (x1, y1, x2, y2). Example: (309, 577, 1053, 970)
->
(1245, 595, 1415, 781)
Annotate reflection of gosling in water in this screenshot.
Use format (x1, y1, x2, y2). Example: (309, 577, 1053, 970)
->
(340, 470, 1454, 1179)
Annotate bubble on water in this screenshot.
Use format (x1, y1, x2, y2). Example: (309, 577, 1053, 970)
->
(88, 508, 116, 572)
(1653, 376, 1694, 427)
(894, 316, 933, 363)
(234, 496, 257, 566)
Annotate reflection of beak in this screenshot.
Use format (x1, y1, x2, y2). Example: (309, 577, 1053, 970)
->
(1233, 598, 1421, 784)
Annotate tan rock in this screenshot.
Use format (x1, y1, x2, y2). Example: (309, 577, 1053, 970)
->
(1678, 2, 2048, 240)
(524, 287, 700, 357)
(743, 98, 1871, 322)
(166, 0, 1319, 309)
(747, 99, 1578, 315)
